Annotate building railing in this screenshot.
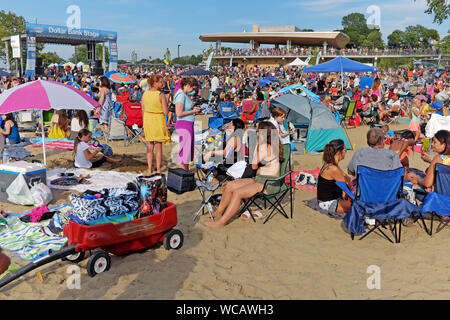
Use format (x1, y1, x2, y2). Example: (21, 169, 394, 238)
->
(204, 47, 440, 58)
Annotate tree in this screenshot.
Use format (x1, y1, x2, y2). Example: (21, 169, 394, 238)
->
(404, 25, 440, 47)
(37, 51, 64, 66)
(388, 30, 406, 48)
(340, 13, 372, 47)
(417, 0, 450, 24)
(437, 31, 450, 55)
(366, 30, 384, 48)
(70, 43, 110, 63)
(0, 10, 44, 69)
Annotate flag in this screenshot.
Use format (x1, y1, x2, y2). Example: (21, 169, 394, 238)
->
(230, 56, 233, 67)
(305, 56, 311, 65)
(315, 52, 322, 65)
(164, 59, 170, 66)
(205, 51, 214, 70)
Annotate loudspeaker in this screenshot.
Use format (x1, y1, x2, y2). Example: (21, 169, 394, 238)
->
(87, 42, 96, 61)
(36, 67, 44, 76)
(95, 60, 102, 68)
(93, 68, 104, 76)
(36, 57, 43, 67)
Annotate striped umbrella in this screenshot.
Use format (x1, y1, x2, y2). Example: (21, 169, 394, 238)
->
(0, 80, 101, 165)
(108, 72, 135, 84)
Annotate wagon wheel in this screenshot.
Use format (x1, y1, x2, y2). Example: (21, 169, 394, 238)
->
(62, 251, 86, 264)
(86, 251, 111, 278)
(164, 229, 184, 251)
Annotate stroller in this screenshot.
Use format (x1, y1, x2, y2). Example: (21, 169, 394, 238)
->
(120, 102, 145, 146)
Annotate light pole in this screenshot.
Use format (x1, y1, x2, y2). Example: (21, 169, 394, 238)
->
(178, 44, 181, 59)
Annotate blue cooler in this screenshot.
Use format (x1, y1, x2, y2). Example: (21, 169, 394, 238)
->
(0, 161, 47, 203)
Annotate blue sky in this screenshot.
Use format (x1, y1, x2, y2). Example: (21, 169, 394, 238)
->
(1, 0, 448, 61)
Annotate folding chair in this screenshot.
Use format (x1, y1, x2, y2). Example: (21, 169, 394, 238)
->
(239, 145, 293, 224)
(106, 117, 126, 142)
(419, 164, 450, 236)
(340, 166, 409, 243)
(216, 101, 239, 123)
(120, 102, 145, 146)
(341, 101, 357, 129)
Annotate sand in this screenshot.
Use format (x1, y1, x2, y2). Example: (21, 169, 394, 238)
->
(0, 118, 449, 300)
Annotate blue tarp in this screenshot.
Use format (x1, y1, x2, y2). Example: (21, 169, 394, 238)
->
(304, 56, 378, 73)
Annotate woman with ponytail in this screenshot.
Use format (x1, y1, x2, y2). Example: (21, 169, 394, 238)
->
(73, 129, 118, 169)
(317, 139, 352, 215)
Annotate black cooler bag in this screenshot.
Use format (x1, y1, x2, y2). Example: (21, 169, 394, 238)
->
(167, 168, 195, 194)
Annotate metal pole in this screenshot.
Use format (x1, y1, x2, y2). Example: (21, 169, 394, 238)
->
(5, 40, 11, 73)
(40, 110, 47, 166)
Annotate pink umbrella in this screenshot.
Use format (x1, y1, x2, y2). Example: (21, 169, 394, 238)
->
(0, 80, 101, 165)
(0, 80, 100, 113)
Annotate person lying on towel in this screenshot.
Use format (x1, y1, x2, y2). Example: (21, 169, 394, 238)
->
(73, 129, 119, 169)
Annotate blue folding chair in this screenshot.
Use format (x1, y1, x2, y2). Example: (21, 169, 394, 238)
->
(216, 102, 239, 122)
(341, 166, 410, 243)
(420, 164, 450, 236)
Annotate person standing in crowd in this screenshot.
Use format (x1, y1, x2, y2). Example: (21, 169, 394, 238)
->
(69, 110, 89, 140)
(408, 98, 422, 141)
(142, 75, 170, 174)
(98, 76, 115, 135)
(174, 77, 201, 171)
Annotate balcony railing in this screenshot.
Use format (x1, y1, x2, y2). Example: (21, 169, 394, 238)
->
(204, 47, 440, 59)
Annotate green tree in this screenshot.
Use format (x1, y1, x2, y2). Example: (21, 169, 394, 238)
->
(416, 0, 450, 24)
(404, 25, 440, 47)
(437, 31, 450, 56)
(388, 30, 406, 48)
(70, 44, 110, 63)
(0, 10, 44, 70)
(340, 13, 371, 47)
(366, 30, 384, 48)
(37, 51, 64, 66)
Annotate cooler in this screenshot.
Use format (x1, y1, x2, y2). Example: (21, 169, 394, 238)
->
(0, 161, 47, 203)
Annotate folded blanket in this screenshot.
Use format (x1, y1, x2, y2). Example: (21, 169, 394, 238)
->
(286, 168, 320, 193)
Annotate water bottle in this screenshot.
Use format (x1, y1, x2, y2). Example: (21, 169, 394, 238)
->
(2, 150, 9, 164)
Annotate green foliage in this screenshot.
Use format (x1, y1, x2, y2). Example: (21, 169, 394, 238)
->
(388, 25, 441, 48)
(419, 0, 450, 24)
(172, 55, 203, 66)
(70, 44, 109, 63)
(437, 32, 450, 56)
(37, 51, 64, 66)
(377, 57, 413, 69)
(340, 13, 384, 48)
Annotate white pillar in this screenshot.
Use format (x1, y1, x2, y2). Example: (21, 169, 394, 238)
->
(102, 43, 106, 69)
(323, 41, 328, 55)
(287, 40, 292, 50)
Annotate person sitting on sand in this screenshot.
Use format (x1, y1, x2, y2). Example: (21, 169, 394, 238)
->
(205, 122, 282, 228)
(407, 130, 450, 190)
(317, 139, 352, 215)
(0, 247, 10, 275)
(0, 113, 21, 145)
(48, 110, 70, 139)
(73, 129, 118, 169)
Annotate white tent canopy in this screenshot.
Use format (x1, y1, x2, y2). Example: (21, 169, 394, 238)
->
(288, 58, 308, 67)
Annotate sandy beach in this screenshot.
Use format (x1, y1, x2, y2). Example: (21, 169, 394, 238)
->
(0, 119, 449, 300)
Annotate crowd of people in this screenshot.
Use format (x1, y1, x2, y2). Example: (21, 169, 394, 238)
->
(0, 59, 448, 229)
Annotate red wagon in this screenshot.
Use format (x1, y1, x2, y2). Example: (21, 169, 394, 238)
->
(0, 202, 183, 288)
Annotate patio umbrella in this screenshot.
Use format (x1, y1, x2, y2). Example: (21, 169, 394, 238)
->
(180, 68, 214, 76)
(65, 81, 81, 89)
(63, 62, 75, 69)
(0, 70, 11, 77)
(108, 72, 135, 84)
(0, 80, 100, 166)
(104, 71, 118, 78)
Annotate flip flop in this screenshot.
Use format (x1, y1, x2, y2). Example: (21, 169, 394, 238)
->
(252, 211, 267, 220)
(241, 211, 251, 221)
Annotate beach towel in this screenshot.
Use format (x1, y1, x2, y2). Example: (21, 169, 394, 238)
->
(285, 168, 320, 193)
(0, 205, 71, 262)
(30, 137, 75, 150)
(47, 168, 138, 193)
(304, 198, 346, 220)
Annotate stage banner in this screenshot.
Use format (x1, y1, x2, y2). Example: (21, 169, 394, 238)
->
(26, 24, 117, 42)
(25, 34, 37, 79)
(109, 40, 118, 71)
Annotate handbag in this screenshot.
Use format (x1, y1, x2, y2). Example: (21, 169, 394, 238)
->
(136, 174, 168, 216)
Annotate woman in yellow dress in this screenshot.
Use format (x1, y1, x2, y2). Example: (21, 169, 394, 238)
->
(142, 74, 170, 174)
(48, 110, 70, 139)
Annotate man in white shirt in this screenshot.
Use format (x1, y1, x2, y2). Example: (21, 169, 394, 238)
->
(211, 76, 220, 93)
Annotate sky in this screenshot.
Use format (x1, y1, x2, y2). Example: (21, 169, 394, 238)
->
(0, 0, 448, 62)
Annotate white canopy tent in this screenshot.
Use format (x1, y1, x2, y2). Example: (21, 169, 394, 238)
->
(288, 58, 309, 67)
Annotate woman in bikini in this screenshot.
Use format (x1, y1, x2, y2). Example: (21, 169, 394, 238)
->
(204, 122, 283, 228)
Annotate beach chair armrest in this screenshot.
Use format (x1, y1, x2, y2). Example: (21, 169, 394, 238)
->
(336, 181, 355, 201)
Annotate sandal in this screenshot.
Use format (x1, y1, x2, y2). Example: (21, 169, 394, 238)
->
(241, 211, 252, 221)
(252, 211, 267, 220)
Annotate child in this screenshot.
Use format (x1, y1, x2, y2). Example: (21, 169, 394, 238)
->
(382, 125, 394, 145)
(73, 129, 118, 169)
(269, 107, 296, 161)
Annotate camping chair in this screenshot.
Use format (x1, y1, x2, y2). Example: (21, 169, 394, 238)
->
(238, 145, 293, 224)
(340, 166, 412, 243)
(337, 97, 351, 117)
(341, 101, 357, 129)
(419, 164, 450, 236)
(360, 106, 379, 126)
(105, 117, 126, 142)
(120, 102, 145, 146)
(216, 102, 239, 122)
